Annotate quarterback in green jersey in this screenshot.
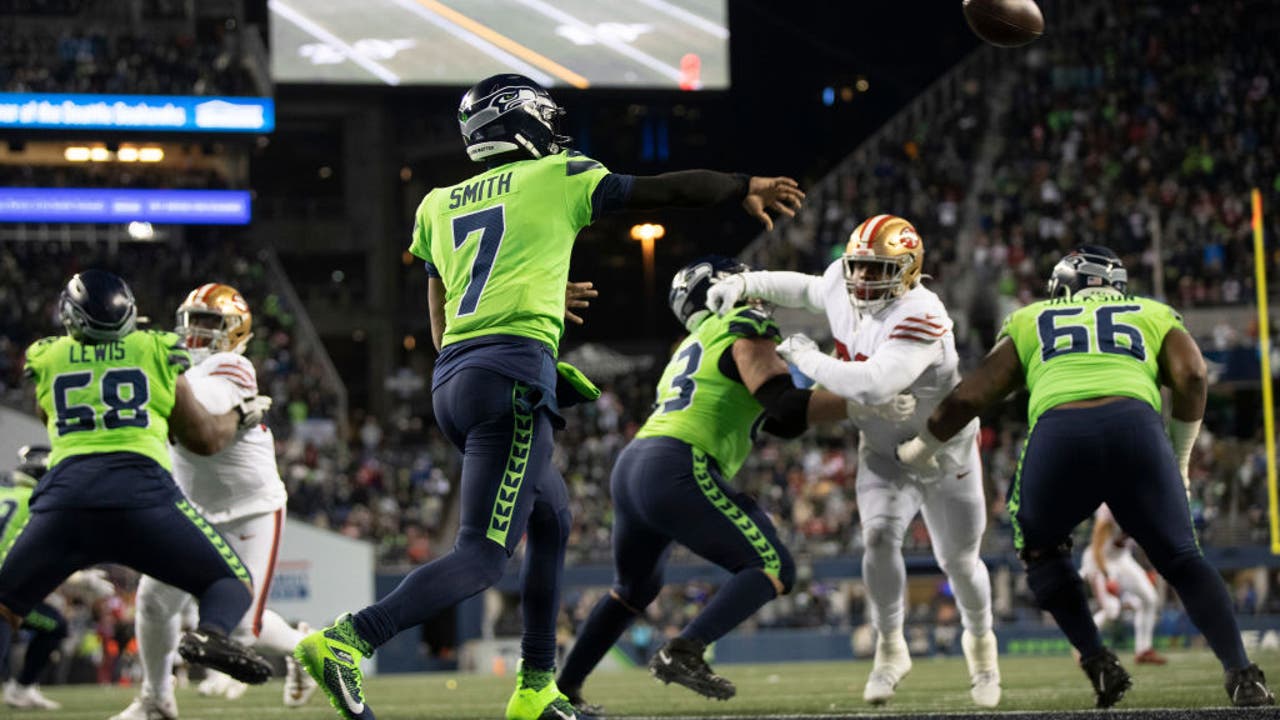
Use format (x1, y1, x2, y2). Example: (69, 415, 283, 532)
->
(296, 74, 806, 720)
(897, 246, 1274, 708)
(0, 270, 275, 693)
(555, 257, 847, 709)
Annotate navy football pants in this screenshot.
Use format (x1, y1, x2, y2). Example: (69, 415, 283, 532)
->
(1010, 398, 1248, 669)
(353, 368, 569, 669)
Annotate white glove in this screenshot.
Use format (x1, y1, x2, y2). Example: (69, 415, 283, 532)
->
(896, 431, 943, 476)
(705, 274, 746, 315)
(777, 333, 820, 365)
(235, 395, 273, 430)
(64, 568, 115, 600)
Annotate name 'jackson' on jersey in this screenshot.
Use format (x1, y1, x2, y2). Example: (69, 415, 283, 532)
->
(998, 293, 1186, 424)
(636, 306, 781, 479)
(24, 330, 191, 471)
(408, 150, 614, 353)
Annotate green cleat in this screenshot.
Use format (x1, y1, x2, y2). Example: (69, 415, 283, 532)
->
(293, 614, 376, 720)
(506, 663, 580, 720)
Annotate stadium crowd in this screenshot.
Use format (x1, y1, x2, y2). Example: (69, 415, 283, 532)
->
(0, 0, 258, 96)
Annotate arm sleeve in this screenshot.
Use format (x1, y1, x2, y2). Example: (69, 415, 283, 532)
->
(622, 170, 748, 211)
(790, 338, 940, 405)
(741, 270, 827, 313)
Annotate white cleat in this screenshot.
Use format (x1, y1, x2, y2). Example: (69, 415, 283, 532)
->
(863, 635, 912, 705)
(4, 680, 62, 710)
(109, 694, 179, 720)
(283, 622, 318, 708)
(962, 629, 1002, 708)
(197, 669, 247, 699)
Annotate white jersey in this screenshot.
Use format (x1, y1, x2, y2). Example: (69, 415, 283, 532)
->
(814, 259, 978, 472)
(1089, 503, 1134, 563)
(170, 352, 286, 523)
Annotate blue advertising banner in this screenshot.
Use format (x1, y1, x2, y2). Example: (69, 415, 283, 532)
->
(0, 93, 274, 133)
(0, 188, 252, 224)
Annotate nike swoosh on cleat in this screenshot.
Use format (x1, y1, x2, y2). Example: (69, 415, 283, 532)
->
(190, 633, 208, 643)
(335, 666, 364, 715)
(552, 708, 573, 720)
(333, 648, 354, 665)
(658, 651, 672, 665)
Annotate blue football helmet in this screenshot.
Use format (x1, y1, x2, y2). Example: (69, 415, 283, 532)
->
(669, 255, 751, 331)
(1046, 245, 1128, 299)
(458, 74, 569, 162)
(59, 269, 137, 344)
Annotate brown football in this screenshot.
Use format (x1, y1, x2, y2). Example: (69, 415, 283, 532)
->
(963, 0, 1044, 48)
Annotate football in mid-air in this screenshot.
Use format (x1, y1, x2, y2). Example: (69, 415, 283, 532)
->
(962, 0, 1044, 48)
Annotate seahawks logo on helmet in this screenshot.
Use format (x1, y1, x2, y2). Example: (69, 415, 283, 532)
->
(1046, 245, 1128, 300)
(458, 74, 570, 162)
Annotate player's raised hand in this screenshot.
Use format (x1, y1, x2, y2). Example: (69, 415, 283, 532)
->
(744, 176, 805, 230)
(565, 280, 598, 325)
(706, 274, 746, 315)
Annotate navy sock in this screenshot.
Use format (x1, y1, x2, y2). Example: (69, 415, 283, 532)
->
(520, 505, 570, 671)
(682, 570, 777, 645)
(196, 578, 252, 636)
(354, 534, 508, 651)
(0, 621, 12, 677)
(18, 615, 67, 686)
(558, 594, 640, 692)
(1162, 554, 1249, 670)
(1025, 554, 1104, 658)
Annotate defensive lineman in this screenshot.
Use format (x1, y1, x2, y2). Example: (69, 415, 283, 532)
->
(113, 284, 317, 720)
(0, 271, 274, 690)
(295, 73, 805, 720)
(1080, 503, 1166, 666)
(707, 215, 1000, 707)
(897, 246, 1274, 708)
(557, 257, 848, 709)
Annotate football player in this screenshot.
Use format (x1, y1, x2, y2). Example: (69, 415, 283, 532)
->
(707, 215, 1000, 707)
(0, 271, 274, 692)
(1079, 504, 1165, 666)
(112, 284, 317, 720)
(556, 257, 847, 709)
(294, 73, 805, 720)
(897, 246, 1274, 708)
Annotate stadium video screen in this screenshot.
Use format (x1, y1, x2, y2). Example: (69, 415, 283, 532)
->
(269, 0, 729, 89)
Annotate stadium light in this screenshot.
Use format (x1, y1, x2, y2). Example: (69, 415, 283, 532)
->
(127, 221, 155, 240)
(630, 223, 666, 326)
(64, 147, 90, 162)
(138, 147, 164, 162)
(117, 147, 139, 162)
(629, 223, 665, 242)
(89, 147, 110, 161)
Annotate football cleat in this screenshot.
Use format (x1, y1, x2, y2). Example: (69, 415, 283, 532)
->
(1134, 648, 1168, 665)
(294, 614, 375, 720)
(505, 663, 579, 720)
(1226, 663, 1276, 707)
(648, 637, 736, 701)
(285, 621, 320, 708)
(560, 686, 604, 717)
(863, 634, 912, 705)
(961, 629, 1001, 707)
(109, 694, 179, 720)
(1080, 648, 1132, 708)
(197, 669, 247, 699)
(178, 629, 272, 686)
(3, 680, 62, 710)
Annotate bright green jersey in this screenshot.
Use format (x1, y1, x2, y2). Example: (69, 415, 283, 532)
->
(998, 293, 1187, 424)
(24, 331, 191, 470)
(636, 307, 781, 479)
(408, 150, 611, 353)
(0, 483, 32, 565)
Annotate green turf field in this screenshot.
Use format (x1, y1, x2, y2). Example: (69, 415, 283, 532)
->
(27, 650, 1280, 719)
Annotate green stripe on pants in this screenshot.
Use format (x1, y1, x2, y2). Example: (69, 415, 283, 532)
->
(23, 609, 57, 632)
(1007, 422, 1035, 552)
(175, 499, 251, 583)
(691, 448, 781, 578)
(487, 382, 534, 548)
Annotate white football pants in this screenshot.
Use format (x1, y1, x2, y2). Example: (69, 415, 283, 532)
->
(1086, 552, 1158, 654)
(857, 440, 993, 640)
(136, 508, 303, 699)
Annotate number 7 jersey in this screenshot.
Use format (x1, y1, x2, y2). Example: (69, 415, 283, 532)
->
(998, 294, 1186, 424)
(408, 150, 613, 354)
(24, 330, 190, 471)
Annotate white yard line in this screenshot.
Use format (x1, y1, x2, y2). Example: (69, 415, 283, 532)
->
(511, 0, 685, 83)
(269, 0, 402, 85)
(632, 0, 729, 39)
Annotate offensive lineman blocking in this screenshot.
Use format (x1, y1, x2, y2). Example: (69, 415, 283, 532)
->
(113, 284, 317, 720)
(897, 246, 1274, 708)
(295, 73, 806, 720)
(707, 214, 1000, 707)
